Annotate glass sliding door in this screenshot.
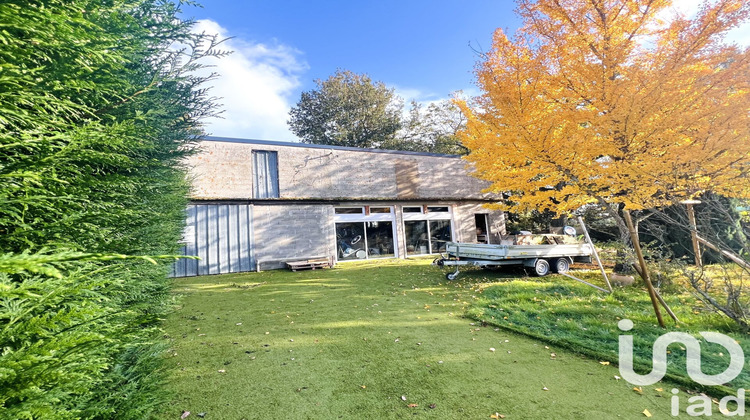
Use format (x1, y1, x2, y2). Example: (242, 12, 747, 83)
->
(365, 221, 395, 258)
(429, 220, 452, 253)
(404, 221, 429, 255)
(335, 219, 396, 260)
(336, 222, 366, 260)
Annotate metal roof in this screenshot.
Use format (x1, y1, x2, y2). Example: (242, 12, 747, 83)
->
(202, 136, 461, 159)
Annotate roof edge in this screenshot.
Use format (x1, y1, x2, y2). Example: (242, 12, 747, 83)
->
(201, 136, 461, 159)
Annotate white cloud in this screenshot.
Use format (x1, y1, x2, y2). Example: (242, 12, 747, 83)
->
(191, 20, 307, 141)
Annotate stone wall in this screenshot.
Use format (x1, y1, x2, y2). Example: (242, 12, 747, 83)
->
(252, 203, 335, 269)
(186, 139, 496, 201)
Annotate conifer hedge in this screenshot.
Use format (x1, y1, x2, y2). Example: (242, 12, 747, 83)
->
(0, 1, 220, 417)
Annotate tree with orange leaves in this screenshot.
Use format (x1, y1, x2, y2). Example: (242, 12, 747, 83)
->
(458, 0, 750, 242)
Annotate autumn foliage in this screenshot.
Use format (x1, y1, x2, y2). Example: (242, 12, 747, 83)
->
(458, 0, 750, 214)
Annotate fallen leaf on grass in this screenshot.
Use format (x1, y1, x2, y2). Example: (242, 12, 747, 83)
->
(599, 361, 610, 365)
(181, 411, 190, 419)
(490, 413, 505, 419)
(408, 404, 418, 408)
(633, 387, 643, 394)
(360, 385, 367, 389)
(429, 404, 436, 409)
(655, 388, 663, 392)
(643, 409, 652, 417)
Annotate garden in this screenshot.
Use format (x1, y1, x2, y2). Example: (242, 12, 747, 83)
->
(157, 258, 740, 419)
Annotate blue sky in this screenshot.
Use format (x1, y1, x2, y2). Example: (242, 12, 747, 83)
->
(183, 1, 520, 141)
(183, 1, 750, 142)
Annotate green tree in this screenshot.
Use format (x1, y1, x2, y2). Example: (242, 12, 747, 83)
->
(288, 69, 402, 148)
(0, 0, 221, 417)
(395, 99, 469, 155)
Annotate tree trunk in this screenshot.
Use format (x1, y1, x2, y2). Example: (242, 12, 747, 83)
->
(598, 198, 631, 245)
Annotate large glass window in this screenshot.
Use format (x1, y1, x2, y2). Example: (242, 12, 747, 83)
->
(336, 223, 366, 260)
(404, 221, 429, 255)
(404, 219, 452, 255)
(365, 221, 395, 258)
(336, 221, 395, 260)
(429, 220, 452, 253)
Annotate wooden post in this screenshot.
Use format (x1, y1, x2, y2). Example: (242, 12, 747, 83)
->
(682, 200, 702, 267)
(696, 235, 750, 271)
(623, 210, 666, 328)
(577, 216, 613, 292)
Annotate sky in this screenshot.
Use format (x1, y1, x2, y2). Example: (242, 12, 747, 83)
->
(182, 1, 750, 143)
(182, 0, 521, 141)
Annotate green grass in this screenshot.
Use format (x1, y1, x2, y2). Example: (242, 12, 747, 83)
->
(465, 269, 750, 395)
(160, 259, 680, 419)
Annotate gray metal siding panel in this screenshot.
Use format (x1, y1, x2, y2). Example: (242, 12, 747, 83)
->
(248, 205, 255, 270)
(184, 205, 199, 277)
(218, 204, 230, 274)
(228, 204, 238, 273)
(196, 205, 210, 276)
(172, 204, 255, 277)
(207, 205, 219, 275)
(239, 204, 252, 272)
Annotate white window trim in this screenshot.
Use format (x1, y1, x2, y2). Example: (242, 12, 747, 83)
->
(401, 204, 455, 256)
(333, 205, 399, 259)
(402, 204, 453, 221)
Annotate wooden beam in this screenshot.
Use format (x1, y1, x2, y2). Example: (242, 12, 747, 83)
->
(624, 210, 666, 328)
(577, 216, 613, 292)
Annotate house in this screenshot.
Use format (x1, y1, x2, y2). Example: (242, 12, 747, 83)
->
(172, 137, 505, 277)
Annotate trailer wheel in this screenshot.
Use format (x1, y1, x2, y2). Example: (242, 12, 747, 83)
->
(533, 259, 550, 277)
(552, 258, 570, 273)
(446, 272, 459, 281)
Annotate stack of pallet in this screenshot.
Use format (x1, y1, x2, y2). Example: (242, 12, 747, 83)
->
(286, 257, 333, 272)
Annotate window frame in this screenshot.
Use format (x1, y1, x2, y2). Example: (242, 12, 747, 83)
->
(401, 204, 454, 256)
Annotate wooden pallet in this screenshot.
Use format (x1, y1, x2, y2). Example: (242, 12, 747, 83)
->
(286, 258, 332, 272)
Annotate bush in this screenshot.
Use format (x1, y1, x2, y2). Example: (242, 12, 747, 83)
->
(0, 0, 220, 416)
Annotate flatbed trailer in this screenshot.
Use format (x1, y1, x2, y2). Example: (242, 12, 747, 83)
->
(435, 239, 593, 280)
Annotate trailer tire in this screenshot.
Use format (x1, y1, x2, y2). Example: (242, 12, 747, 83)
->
(533, 259, 550, 277)
(552, 258, 570, 273)
(446, 272, 459, 281)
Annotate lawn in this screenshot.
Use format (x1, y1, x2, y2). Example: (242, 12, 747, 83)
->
(465, 270, 750, 394)
(160, 259, 676, 419)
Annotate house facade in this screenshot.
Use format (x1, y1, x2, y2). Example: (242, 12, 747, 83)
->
(173, 137, 505, 277)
